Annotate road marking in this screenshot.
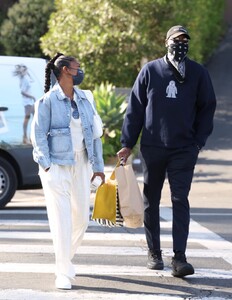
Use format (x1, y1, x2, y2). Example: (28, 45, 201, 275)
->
(0, 208, 231, 263)
(0, 209, 47, 214)
(0, 206, 231, 299)
(0, 243, 231, 259)
(0, 220, 49, 226)
(1, 290, 221, 300)
(1, 209, 232, 216)
(160, 207, 232, 265)
(190, 213, 232, 216)
(0, 227, 230, 243)
(0, 263, 231, 279)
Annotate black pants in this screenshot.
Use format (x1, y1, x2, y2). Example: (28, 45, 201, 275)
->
(140, 145, 199, 253)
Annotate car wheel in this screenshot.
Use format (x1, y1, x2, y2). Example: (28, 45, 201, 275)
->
(0, 157, 17, 208)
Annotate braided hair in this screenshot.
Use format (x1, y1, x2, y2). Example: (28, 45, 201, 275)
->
(44, 52, 76, 93)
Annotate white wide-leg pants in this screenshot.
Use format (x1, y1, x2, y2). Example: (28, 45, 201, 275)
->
(39, 150, 91, 279)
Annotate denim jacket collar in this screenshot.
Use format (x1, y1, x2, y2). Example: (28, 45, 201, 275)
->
(52, 82, 66, 101)
(53, 82, 87, 103)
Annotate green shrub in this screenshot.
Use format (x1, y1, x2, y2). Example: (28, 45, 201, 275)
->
(93, 82, 127, 161)
(0, 0, 54, 57)
(40, 0, 225, 88)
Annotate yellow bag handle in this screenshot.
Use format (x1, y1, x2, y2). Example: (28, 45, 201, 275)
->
(109, 160, 121, 181)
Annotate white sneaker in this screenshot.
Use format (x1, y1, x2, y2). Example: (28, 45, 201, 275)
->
(55, 275, 72, 290)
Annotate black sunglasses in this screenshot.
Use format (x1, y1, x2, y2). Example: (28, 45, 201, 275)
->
(71, 100, 79, 119)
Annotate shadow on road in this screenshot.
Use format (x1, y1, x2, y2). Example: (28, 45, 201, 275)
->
(73, 274, 232, 299)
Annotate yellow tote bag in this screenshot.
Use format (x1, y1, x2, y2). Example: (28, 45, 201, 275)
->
(92, 170, 117, 223)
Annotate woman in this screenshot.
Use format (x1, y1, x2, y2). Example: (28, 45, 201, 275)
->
(13, 64, 36, 144)
(31, 53, 105, 290)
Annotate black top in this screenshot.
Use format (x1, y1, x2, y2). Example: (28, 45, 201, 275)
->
(121, 56, 216, 149)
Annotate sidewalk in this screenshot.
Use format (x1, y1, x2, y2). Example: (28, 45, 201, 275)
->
(188, 25, 232, 209)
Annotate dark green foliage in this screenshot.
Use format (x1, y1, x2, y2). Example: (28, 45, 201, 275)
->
(162, 0, 226, 63)
(93, 82, 127, 160)
(40, 0, 225, 88)
(0, 0, 226, 86)
(0, 0, 54, 57)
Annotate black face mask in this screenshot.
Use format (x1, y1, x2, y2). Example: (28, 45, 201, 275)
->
(72, 68, 84, 85)
(168, 41, 188, 62)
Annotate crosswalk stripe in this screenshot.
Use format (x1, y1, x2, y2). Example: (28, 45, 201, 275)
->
(0, 220, 49, 226)
(0, 244, 231, 260)
(0, 263, 231, 279)
(0, 222, 231, 247)
(0, 222, 231, 266)
(0, 228, 230, 244)
(0, 219, 114, 226)
(2, 209, 231, 216)
(0, 209, 47, 215)
(0, 207, 232, 300)
(0, 290, 215, 300)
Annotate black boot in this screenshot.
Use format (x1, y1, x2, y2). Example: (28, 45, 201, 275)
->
(147, 249, 164, 270)
(172, 251, 194, 277)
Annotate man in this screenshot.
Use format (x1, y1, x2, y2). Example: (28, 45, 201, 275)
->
(117, 25, 216, 277)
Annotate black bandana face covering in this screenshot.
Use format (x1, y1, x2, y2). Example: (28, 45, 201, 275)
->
(168, 40, 189, 62)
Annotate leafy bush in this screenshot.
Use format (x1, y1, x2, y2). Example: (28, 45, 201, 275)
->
(0, 0, 226, 86)
(40, 0, 225, 89)
(93, 82, 127, 161)
(0, 0, 54, 57)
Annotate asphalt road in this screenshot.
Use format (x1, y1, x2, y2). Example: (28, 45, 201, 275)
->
(0, 154, 231, 300)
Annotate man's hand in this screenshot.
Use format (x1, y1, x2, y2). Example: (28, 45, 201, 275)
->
(117, 147, 132, 165)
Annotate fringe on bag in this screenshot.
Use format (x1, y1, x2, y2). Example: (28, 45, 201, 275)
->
(93, 188, 123, 227)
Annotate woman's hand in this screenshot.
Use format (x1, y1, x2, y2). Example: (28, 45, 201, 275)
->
(91, 172, 105, 185)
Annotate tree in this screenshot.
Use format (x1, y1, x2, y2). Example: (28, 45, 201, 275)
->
(41, 0, 224, 88)
(0, 0, 54, 57)
(40, 0, 225, 88)
(0, 0, 18, 54)
(158, 0, 226, 63)
(41, 0, 168, 88)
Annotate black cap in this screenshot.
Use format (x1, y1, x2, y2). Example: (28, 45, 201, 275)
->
(166, 25, 190, 40)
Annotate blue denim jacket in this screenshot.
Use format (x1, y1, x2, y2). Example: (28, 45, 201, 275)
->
(31, 83, 104, 172)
